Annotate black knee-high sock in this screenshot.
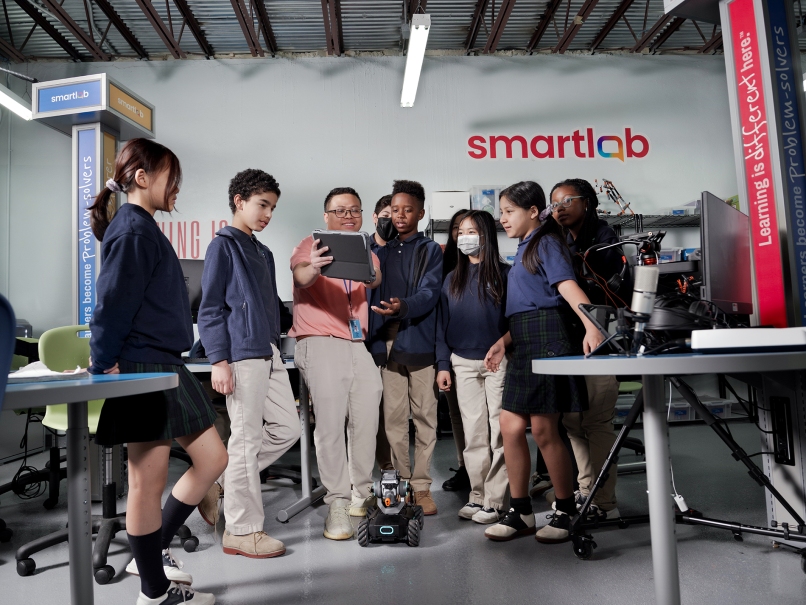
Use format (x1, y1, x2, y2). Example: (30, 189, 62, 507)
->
(510, 496, 532, 516)
(128, 528, 170, 598)
(161, 493, 197, 550)
(555, 496, 577, 516)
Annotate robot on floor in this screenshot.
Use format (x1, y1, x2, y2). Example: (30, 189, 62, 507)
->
(357, 470, 424, 547)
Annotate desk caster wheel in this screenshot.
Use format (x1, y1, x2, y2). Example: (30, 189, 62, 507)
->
(182, 536, 199, 552)
(407, 520, 420, 547)
(17, 558, 35, 576)
(94, 565, 115, 585)
(572, 535, 597, 560)
(43, 498, 58, 510)
(0, 527, 12, 542)
(357, 520, 369, 547)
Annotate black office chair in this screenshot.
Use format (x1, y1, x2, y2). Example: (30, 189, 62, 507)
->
(0, 294, 18, 543)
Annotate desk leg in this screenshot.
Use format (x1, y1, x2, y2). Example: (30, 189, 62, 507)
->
(276, 375, 326, 522)
(642, 374, 680, 605)
(67, 401, 94, 605)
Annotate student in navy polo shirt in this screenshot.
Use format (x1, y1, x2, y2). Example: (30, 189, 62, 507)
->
(483, 181, 603, 545)
(436, 210, 510, 524)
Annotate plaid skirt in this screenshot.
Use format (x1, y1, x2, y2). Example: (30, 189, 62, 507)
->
(94, 359, 217, 446)
(502, 307, 588, 415)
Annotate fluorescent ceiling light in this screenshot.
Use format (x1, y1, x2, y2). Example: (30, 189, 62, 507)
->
(803, 75, 806, 92)
(0, 82, 32, 121)
(401, 14, 430, 108)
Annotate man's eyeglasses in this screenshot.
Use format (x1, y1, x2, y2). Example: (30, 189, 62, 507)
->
(548, 195, 584, 213)
(327, 208, 363, 218)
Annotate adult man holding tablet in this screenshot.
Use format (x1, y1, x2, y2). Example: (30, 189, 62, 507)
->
(290, 187, 383, 541)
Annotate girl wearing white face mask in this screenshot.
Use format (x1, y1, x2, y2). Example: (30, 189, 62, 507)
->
(436, 211, 511, 524)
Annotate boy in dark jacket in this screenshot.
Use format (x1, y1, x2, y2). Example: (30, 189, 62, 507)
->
(370, 180, 443, 515)
(197, 169, 300, 558)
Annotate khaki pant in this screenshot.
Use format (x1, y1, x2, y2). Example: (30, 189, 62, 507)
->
(563, 374, 619, 510)
(451, 354, 509, 510)
(381, 324, 438, 492)
(444, 374, 466, 467)
(295, 336, 382, 505)
(224, 345, 301, 535)
(375, 396, 394, 471)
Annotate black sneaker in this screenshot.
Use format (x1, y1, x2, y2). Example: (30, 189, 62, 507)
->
(484, 508, 536, 541)
(442, 466, 470, 491)
(535, 510, 571, 544)
(136, 582, 214, 605)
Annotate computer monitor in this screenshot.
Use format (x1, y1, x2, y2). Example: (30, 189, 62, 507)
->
(700, 191, 753, 315)
(178, 259, 204, 322)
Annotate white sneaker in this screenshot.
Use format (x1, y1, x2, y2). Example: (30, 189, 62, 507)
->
(135, 582, 214, 605)
(324, 498, 354, 540)
(126, 549, 192, 585)
(349, 495, 376, 518)
(587, 505, 620, 521)
(529, 472, 553, 498)
(472, 507, 503, 524)
(458, 502, 483, 520)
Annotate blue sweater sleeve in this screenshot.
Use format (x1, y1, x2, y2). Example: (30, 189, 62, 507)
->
(198, 239, 233, 365)
(89, 233, 157, 373)
(435, 280, 452, 372)
(397, 242, 443, 320)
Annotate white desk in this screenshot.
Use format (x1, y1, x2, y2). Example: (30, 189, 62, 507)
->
(185, 360, 326, 521)
(533, 352, 806, 605)
(3, 373, 178, 605)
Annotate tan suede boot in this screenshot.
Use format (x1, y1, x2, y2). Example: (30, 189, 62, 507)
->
(197, 481, 223, 526)
(222, 531, 286, 558)
(413, 490, 438, 515)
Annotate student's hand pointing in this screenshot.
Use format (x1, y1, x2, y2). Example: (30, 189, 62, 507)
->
(310, 239, 333, 274)
(371, 298, 401, 316)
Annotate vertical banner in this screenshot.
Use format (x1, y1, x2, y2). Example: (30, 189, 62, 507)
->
(725, 0, 788, 327)
(76, 127, 98, 328)
(766, 0, 806, 325)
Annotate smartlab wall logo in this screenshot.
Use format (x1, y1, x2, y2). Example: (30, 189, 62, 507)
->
(51, 89, 91, 103)
(467, 128, 650, 162)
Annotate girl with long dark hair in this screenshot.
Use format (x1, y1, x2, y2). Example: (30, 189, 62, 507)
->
(550, 178, 624, 521)
(483, 181, 602, 544)
(436, 211, 510, 523)
(89, 138, 228, 605)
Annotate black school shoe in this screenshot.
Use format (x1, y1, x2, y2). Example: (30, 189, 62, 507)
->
(535, 509, 572, 544)
(484, 508, 536, 541)
(442, 466, 470, 491)
(136, 582, 214, 605)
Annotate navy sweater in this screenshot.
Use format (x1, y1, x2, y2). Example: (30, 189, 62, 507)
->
(436, 263, 510, 372)
(89, 204, 192, 373)
(198, 227, 281, 365)
(368, 232, 443, 367)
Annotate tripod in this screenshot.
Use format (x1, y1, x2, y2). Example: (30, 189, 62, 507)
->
(569, 377, 806, 574)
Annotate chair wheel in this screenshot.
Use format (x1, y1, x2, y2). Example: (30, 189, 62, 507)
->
(0, 518, 6, 530)
(0, 527, 12, 542)
(407, 519, 420, 547)
(182, 536, 199, 552)
(94, 565, 115, 585)
(17, 558, 35, 576)
(572, 535, 597, 560)
(43, 498, 58, 510)
(357, 519, 369, 547)
(176, 525, 191, 540)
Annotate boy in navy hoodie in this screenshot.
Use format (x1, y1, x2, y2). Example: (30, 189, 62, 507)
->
(197, 169, 300, 558)
(370, 180, 443, 515)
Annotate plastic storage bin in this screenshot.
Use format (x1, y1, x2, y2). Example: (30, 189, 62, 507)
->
(702, 400, 732, 419)
(668, 402, 692, 422)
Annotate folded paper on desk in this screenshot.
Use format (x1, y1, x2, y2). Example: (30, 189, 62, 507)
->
(691, 328, 806, 353)
(8, 361, 88, 383)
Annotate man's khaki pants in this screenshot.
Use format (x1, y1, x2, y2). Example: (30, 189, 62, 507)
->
(224, 345, 301, 535)
(381, 324, 438, 492)
(562, 374, 619, 510)
(451, 354, 508, 510)
(295, 336, 382, 505)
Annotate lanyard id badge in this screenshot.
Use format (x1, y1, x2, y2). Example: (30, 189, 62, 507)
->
(344, 279, 363, 341)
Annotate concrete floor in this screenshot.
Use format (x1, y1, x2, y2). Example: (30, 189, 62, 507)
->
(1, 421, 805, 605)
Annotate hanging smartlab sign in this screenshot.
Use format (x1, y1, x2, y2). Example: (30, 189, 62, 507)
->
(466, 128, 650, 161)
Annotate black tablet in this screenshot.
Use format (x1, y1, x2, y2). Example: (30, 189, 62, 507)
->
(312, 230, 376, 282)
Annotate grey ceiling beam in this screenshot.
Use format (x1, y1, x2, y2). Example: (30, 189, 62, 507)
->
(589, 0, 635, 51)
(253, 0, 277, 56)
(0, 35, 25, 61)
(699, 31, 722, 53)
(135, 0, 186, 58)
(92, 0, 148, 58)
(172, 0, 212, 58)
(321, 0, 343, 56)
(464, 0, 490, 53)
(230, 0, 263, 57)
(630, 13, 673, 53)
(483, 0, 516, 54)
(13, 0, 82, 61)
(554, 0, 600, 54)
(527, 0, 563, 53)
(648, 16, 685, 53)
(39, 0, 108, 60)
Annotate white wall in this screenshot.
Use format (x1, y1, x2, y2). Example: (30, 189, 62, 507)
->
(0, 53, 736, 334)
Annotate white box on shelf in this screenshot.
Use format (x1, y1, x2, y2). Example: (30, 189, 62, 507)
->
(702, 400, 732, 419)
(471, 186, 500, 219)
(431, 191, 470, 220)
(668, 401, 692, 422)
